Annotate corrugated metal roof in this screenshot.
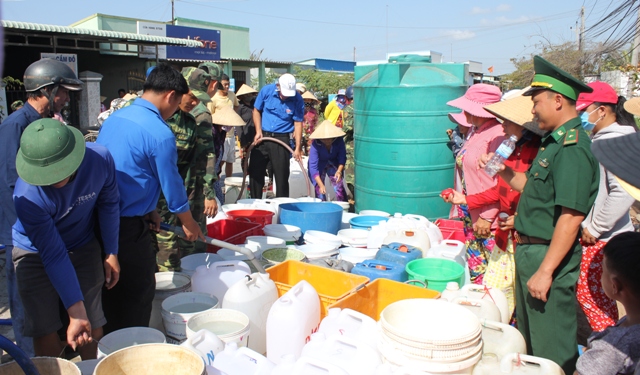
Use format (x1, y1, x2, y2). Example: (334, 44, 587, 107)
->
(2, 20, 203, 47)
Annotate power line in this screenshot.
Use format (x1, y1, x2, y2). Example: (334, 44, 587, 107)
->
(177, 0, 578, 31)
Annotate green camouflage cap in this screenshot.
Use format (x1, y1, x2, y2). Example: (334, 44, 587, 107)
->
(181, 67, 212, 103)
(16, 118, 86, 186)
(523, 55, 593, 101)
(197, 62, 222, 81)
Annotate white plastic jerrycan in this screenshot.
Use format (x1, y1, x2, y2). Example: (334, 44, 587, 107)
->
(441, 283, 510, 324)
(451, 296, 502, 322)
(212, 341, 275, 375)
(222, 272, 278, 355)
(425, 240, 466, 266)
(317, 308, 378, 350)
(480, 319, 526, 360)
(269, 354, 297, 375)
(191, 261, 251, 301)
(266, 280, 321, 364)
(403, 214, 443, 246)
(382, 230, 431, 257)
(181, 329, 225, 367)
(301, 333, 382, 375)
(472, 353, 565, 375)
(276, 356, 350, 375)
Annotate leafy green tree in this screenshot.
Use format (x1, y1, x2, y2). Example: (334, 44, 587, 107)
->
(293, 67, 354, 101)
(250, 67, 354, 102)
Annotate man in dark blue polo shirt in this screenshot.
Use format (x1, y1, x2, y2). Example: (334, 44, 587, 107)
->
(249, 73, 304, 198)
(0, 59, 82, 356)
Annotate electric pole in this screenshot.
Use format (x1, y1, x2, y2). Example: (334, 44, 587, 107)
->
(171, 0, 175, 25)
(632, 4, 640, 67)
(353, 47, 356, 62)
(579, 6, 585, 52)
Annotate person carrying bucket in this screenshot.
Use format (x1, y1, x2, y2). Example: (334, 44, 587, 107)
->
(308, 120, 348, 202)
(12, 118, 120, 359)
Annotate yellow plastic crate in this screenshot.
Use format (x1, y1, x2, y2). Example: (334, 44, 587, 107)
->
(266, 260, 369, 318)
(328, 278, 441, 321)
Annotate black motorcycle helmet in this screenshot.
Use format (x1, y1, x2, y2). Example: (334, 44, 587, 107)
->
(345, 86, 354, 100)
(24, 59, 83, 116)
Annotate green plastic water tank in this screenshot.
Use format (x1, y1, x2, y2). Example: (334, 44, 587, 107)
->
(353, 55, 468, 219)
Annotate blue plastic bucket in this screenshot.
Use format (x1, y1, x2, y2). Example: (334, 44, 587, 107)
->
(278, 202, 343, 234)
(349, 215, 390, 230)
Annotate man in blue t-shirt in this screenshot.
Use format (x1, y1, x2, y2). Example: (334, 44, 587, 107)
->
(249, 73, 304, 198)
(13, 119, 120, 359)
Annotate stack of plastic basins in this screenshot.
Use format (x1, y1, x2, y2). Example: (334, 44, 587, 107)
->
(378, 299, 482, 374)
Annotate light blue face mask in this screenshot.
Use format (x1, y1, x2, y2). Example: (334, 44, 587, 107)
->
(580, 108, 599, 131)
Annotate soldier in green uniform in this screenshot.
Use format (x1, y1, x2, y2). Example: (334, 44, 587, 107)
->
(189, 62, 222, 249)
(484, 56, 599, 374)
(154, 67, 213, 271)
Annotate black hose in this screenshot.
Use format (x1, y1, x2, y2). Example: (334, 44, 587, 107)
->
(235, 137, 312, 202)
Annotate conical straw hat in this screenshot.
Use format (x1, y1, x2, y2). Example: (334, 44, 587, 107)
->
(236, 84, 257, 97)
(302, 91, 320, 103)
(484, 89, 546, 136)
(211, 106, 246, 127)
(624, 97, 640, 116)
(310, 120, 346, 139)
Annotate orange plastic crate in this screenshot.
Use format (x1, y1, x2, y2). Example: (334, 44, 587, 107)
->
(328, 278, 440, 321)
(266, 260, 369, 318)
(206, 219, 263, 252)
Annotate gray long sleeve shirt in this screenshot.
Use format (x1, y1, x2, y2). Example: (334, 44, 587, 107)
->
(582, 123, 636, 241)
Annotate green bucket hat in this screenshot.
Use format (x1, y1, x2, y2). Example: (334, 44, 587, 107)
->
(16, 118, 86, 186)
(523, 55, 593, 101)
(181, 67, 212, 103)
(197, 62, 222, 81)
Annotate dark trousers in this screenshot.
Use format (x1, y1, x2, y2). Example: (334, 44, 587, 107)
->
(102, 216, 157, 334)
(249, 133, 291, 198)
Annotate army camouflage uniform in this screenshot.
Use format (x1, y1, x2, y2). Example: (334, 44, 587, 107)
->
(190, 101, 218, 252)
(154, 109, 199, 271)
(155, 67, 214, 271)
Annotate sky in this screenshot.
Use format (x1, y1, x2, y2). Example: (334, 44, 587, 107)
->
(2, 0, 626, 75)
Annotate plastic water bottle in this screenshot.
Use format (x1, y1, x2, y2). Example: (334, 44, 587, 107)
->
(484, 135, 518, 177)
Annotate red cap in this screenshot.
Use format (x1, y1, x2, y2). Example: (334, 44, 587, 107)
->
(576, 81, 618, 111)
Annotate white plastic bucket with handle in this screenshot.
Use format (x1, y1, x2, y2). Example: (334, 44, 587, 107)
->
(186, 309, 251, 348)
(161, 292, 220, 344)
(150, 272, 191, 334)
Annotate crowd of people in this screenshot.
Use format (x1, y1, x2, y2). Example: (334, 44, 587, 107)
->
(442, 56, 640, 374)
(1, 54, 639, 374)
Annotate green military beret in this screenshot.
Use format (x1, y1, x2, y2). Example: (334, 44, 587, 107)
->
(181, 67, 212, 103)
(523, 55, 593, 101)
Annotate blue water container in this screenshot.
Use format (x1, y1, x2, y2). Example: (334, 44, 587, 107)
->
(349, 215, 389, 230)
(278, 202, 343, 234)
(375, 242, 422, 267)
(351, 259, 408, 282)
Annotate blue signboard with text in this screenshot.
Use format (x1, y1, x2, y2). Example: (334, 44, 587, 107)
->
(166, 25, 220, 61)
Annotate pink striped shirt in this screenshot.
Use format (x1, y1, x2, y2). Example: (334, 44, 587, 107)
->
(459, 119, 505, 227)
